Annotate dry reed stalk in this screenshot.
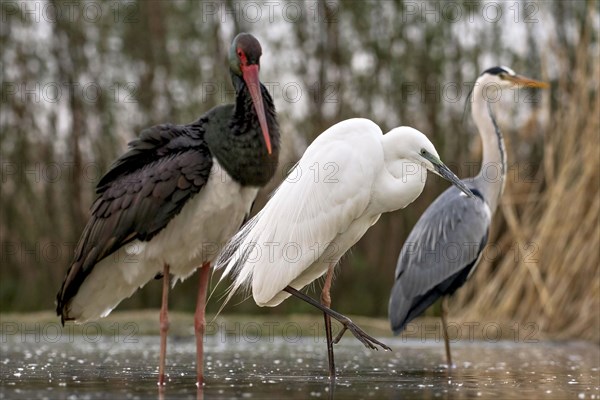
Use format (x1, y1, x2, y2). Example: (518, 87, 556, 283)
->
(451, 15, 599, 341)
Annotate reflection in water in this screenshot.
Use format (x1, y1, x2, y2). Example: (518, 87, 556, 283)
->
(1, 335, 598, 399)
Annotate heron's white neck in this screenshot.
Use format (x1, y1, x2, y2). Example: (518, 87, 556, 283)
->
(471, 81, 507, 213)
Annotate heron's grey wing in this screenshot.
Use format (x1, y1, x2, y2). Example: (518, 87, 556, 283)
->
(56, 122, 212, 320)
(389, 186, 490, 334)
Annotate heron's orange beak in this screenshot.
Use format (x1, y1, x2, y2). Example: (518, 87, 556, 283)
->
(241, 64, 272, 155)
(507, 75, 549, 89)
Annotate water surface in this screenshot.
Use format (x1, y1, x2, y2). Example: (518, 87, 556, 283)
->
(1, 335, 598, 399)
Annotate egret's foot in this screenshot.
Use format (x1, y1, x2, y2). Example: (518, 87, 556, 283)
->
(331, 316, 391, 351)
(323, 312, 336, 380)
(283, 285, 392, 352)
(333, 326, 346, 344)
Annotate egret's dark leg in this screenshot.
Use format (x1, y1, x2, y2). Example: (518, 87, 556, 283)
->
(195, 262, 211, 386)
(441, 296, 453, 367)
(328, 380, 335, 400)
(283, 286, 391, 351)
(158, 263, 170, 386)
(321, 264, 336, 380)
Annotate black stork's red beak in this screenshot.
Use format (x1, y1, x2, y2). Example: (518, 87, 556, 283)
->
(241, 64, 272, 155)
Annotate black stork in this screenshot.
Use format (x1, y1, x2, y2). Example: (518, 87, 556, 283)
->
(56, 33, 280, 386)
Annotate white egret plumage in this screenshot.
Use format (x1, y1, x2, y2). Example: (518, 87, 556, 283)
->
(216, 118, 475, 379)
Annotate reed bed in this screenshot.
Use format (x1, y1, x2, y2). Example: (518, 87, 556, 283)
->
(452, 29, 600, 342)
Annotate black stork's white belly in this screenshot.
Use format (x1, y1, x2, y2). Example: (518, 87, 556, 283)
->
(68, 160, 258, 322)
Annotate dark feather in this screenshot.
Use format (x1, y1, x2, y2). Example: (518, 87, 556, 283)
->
(57, 58, 281, 323)
(57, 122, 212, 322)
(389, 185, 490, 334)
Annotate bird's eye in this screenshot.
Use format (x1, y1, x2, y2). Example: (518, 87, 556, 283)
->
(420, 149, 426, 155)
(237, 50, 243, 57)
(499, 73, 506, 79)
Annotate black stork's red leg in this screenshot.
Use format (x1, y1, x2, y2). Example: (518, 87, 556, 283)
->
(195, 262, 211, 385)
(158, 263, 170, 386)
(55, 33, 279, 387)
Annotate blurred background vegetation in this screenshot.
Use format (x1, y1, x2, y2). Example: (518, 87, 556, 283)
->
(1, 1, 598, 341)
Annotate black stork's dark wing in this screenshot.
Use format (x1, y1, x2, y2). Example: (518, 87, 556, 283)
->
(57, 121, 212, 321)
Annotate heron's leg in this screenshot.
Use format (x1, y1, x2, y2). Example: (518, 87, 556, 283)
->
(441, 296, 453, 367)
(321, 264, 336, 380)
(158, 263, 170, 386)
(195, 262, 211, 386)
(284, 286, 391, 351)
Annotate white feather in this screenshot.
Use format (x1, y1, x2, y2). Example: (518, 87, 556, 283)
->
(68, 159, 258, 322)
(216, 119, 450, 309)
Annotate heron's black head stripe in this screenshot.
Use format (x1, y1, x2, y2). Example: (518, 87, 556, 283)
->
(482, 66, 509, 76)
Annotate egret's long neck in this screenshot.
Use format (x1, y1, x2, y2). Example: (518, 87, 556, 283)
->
(372, 134, 427, 214)
(471, 81, 507, 212)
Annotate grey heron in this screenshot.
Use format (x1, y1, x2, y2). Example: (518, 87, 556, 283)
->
(388, 66, 548, 366)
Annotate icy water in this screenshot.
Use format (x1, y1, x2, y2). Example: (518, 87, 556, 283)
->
(1, 335, 599, 399)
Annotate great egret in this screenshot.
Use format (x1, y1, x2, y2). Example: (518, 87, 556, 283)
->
(56, 33, 280, 386)
(216, 118, 475, 379)
(388, 66, 548, 366)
